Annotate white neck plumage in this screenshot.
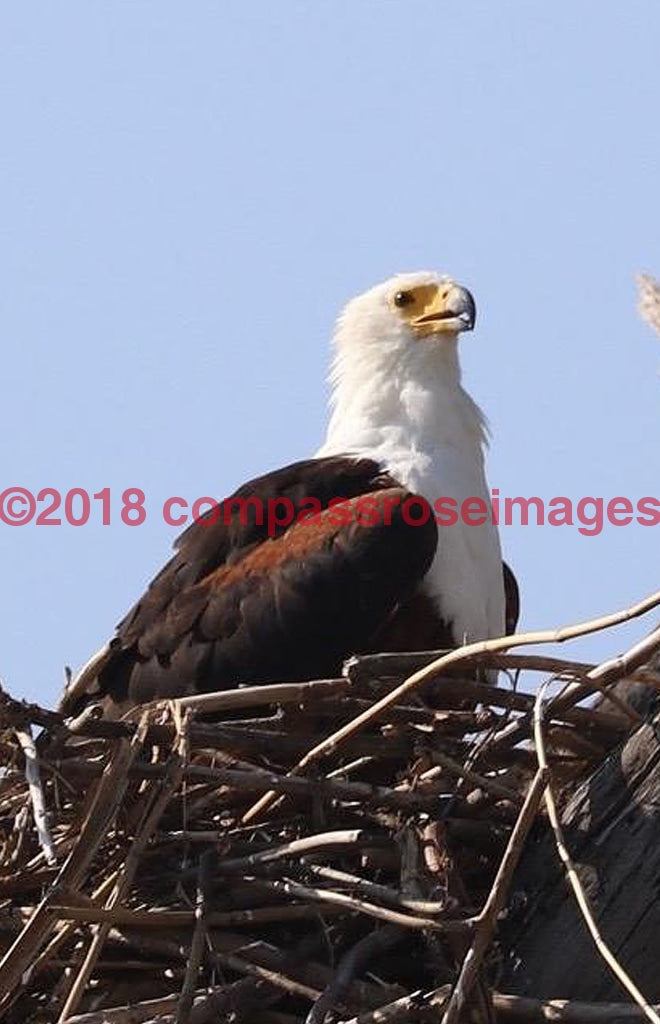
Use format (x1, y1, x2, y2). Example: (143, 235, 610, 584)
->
(318, 334, 488, 467)
(317, 331, 505, 644)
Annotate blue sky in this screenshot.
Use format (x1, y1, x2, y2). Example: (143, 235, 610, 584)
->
(2, 2, 658, 706)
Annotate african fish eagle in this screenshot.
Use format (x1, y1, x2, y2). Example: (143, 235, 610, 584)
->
(61, 271, 518, 714)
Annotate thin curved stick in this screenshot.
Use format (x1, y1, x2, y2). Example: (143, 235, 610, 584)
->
(533, 678, 660, 1024)
(440, 768, 547, 1024)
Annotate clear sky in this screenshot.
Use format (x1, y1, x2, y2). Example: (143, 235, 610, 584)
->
(2, 2, 658, 707)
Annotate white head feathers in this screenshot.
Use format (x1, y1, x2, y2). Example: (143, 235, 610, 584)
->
(320, 270, 489, 458)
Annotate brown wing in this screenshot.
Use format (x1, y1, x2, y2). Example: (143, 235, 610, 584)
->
(66, 457, 438, 710)
(115, 456, 398, 648)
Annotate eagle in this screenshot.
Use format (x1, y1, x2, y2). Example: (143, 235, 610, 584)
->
(61, 271, 518, 716)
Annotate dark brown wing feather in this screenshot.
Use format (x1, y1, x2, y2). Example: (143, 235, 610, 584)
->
(90, 457, 438, 707)
(371, 561, 520, 653)
(503, 561, 520, 635)
(116, 456, 397, 648)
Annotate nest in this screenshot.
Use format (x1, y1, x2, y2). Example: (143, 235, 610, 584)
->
(1, 598, 659, 1024)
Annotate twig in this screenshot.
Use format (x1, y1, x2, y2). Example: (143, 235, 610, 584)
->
(546, 625, 660, 722)
(22, 871, 119, 988)
(337, 985, 452, 1023)
(52, 758, 440, 813)
(493, 624, 660, 754)
(174, 678, 349, 713)
(207, 929, 405, 1011)
(59, 641, 112, 714)
(14, 726, 57, 866)
(344, 651, 656, 688)
(50, 902, 344, 928)
(303, 864, 451, 915)
(255, 876, 473, 932)
(212, 829, 377, 875)
(176, 850, 213, 1024)
(209, 947, 321, 1002)
(423, 751, 523, 804)
(494, 990, 660, 1022)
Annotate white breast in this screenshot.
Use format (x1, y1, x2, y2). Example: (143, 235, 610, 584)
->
(325, 438, 505, 644)
(317, 378, 506, 644)
(397, 446, 505, 643)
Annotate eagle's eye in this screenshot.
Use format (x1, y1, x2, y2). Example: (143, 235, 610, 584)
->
(394, 290, 414, 308)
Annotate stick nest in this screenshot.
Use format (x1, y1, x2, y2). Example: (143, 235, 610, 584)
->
(1, 623, 659, 1023)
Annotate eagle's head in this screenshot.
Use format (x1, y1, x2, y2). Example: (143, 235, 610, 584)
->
(320, 270, 488, 459)
(327, 270, 477, 401)
(334, 270, 476, 362)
